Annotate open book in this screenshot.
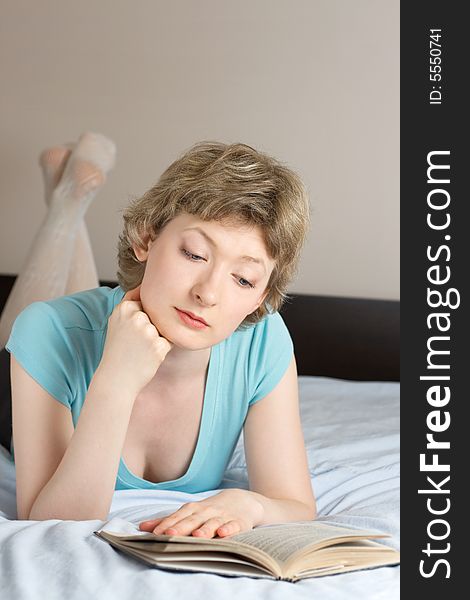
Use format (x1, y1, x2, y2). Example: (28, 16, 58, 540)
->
(94, 521, 400, 582)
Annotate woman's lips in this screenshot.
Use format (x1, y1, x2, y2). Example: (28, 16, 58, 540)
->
(175, 308, 209, 329)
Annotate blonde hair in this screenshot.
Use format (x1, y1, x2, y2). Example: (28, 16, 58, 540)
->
(117, 141, 310, 328)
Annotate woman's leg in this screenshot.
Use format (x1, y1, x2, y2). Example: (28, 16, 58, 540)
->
(0, 132, 116, 350)
(64, 220, 100, 294)
(40, 143, 101, 295)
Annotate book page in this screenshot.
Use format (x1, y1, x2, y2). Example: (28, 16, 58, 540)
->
(227, 522, 386, 564)
(96, 521, 388, 568)
(110, 544, 275, 579)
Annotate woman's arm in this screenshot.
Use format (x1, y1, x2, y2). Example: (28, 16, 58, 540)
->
(242, 354, 317, 523)
(14, 285, 172, 521)
(12, 357, 135, 521)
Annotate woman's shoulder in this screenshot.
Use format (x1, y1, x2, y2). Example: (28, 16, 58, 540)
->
(19, 285, 123, 332)
(6, 285, 124, 355)
(226, 312, 294, 407)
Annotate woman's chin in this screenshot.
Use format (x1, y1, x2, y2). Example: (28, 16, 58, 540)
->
(155, 325, 204, 351)
(148, 311, 212, 350)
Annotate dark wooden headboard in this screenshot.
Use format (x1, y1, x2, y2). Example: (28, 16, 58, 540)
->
(0, 274, 399, 382)
(279, 293, 399, 381)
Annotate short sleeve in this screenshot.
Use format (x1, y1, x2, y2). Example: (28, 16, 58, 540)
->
(5, 301, 77, 409)
(248, 312, 294, 407)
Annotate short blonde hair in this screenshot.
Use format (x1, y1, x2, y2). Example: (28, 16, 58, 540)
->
(117, 141, 310, 328)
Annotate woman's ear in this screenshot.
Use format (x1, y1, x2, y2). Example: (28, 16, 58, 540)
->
(133, 234, 154, 262)
(133, 245, 148, 262)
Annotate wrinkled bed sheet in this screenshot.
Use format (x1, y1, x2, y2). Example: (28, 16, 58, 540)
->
(0, 376, 399, 599)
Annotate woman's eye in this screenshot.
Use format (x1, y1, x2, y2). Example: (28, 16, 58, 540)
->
(238, 277, 255, 289)
(182, 248, 255, 289)
(182, 248, 205, 261)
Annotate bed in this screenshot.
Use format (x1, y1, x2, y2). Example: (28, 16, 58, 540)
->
(0, 274, 400, 599)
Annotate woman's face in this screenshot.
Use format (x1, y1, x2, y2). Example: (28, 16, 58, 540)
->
(133, 213, 275, 350)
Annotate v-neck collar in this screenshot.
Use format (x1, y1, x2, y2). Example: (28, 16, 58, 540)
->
(111, 286, 221, 489)
(118, 343, 219, 488)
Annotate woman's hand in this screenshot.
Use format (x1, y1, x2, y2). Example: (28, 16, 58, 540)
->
(97, 285, 173, 395)
(138, 489, 265, 539)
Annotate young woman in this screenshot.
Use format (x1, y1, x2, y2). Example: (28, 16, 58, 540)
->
(0, 133, 316, 539)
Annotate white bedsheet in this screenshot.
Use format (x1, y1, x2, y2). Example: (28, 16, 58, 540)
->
(0, 376, 399, 599)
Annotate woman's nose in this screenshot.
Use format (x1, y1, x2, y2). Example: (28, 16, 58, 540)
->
(191, 270, 221, 306)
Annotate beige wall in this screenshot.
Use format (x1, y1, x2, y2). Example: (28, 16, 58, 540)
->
(0, 0, 399, 300)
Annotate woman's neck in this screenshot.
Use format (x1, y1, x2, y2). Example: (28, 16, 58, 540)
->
(146, 344, 211, 388)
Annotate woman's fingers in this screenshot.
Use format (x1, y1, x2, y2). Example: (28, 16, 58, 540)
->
(139, 518, 163, 531)
(138, 496, 252, 539)
(214, 520, 241, 537)
(141, 515, 244, 538)
(153, 513, 210, 536)
(192, 517, 230, 538)
(147, 503, 196, 534)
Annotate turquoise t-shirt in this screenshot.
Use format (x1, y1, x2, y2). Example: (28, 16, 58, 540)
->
(5, 285, 294, 492)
